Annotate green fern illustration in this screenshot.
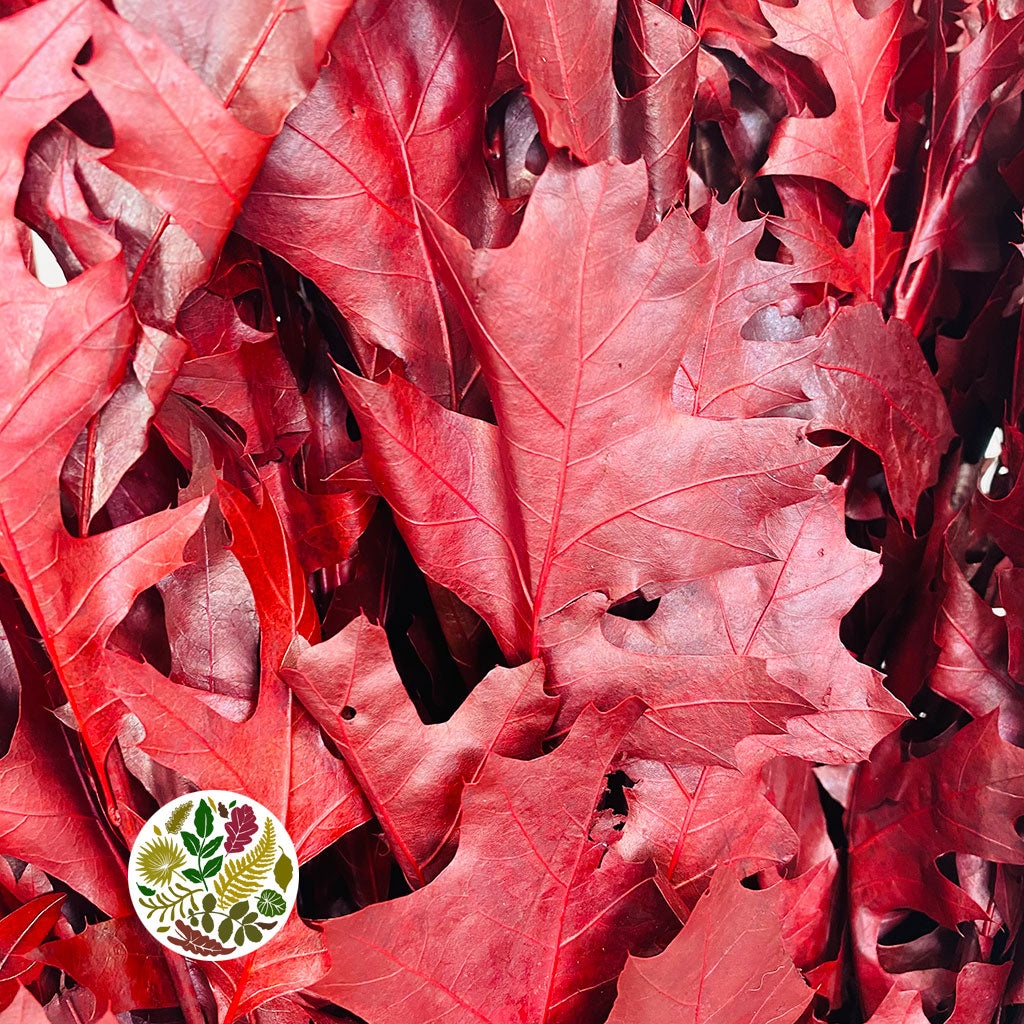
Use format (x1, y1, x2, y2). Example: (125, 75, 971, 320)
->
(165, 800, 193, 835)
(138, 881, 202, 923)
(213, 818, 276, 908)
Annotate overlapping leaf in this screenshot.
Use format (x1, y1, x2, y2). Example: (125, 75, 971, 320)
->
(312, 702, 675, 1024)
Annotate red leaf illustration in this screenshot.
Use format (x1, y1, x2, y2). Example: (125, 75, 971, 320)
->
(223, 805, 259, 853)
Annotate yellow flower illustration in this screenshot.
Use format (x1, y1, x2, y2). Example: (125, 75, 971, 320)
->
(136, 836, 187, 886)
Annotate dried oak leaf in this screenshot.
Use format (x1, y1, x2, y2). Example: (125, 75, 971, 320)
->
(495, 0, 699, 221)
(313, 702, 675, 1024)
(115, 482, 369, 865)
(0, 0, 214, 809)
(848, 714, 1024, 1012)
(202, 915, 330, 1023)
(760, 0, 905, 298)
(599, 487, 908, 763)
(111, 0, 349, 135)
(0, 893, 65, 1003)
(282, 613, 555, 886)
(605, 870, 811, 1024)
(33, 916, 176, 1012)
(345, 157, 833, 762)
(240, 0, 507, 408)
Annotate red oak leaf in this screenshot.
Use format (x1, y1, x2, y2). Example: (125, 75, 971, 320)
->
(848, 714, 1024, 1012)
(33, 916, 176, 1013)
(110, 0, 347, 135)
(115, 482, 369, 863)
(794, 306, 954, 522)
(496, 0, 698, 222)
(601, 486, 907, 762)
(2, 988, 59, 1023)
(240, 0, 507, 407)
(312, 702, 675, 1024)
(0, 662, 131, 918)
(761, 0, 905, 299)
(78, 6, 271, 261)
(345, 157, 830, 654)
(605, 869, 811, 1024)
(0, 893, 65, 1002)
(616, 760, 797, 913)
(903, 15, 1024, 275)
(932, 552, 1024, 743)
(282, 613, 555, 885)
(672, 198, 820, 419)
(202, 916, 331, 1023)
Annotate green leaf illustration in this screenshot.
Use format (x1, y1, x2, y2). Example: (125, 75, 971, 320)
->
(243, 925, 261, 942)
(137, 882, 202, 923)
(137, 884, 156, 896)
(219, 917, 233, 942)
(165, 800, 193, 835)
(180, 832, 200, 856)
(273, 851, 293, 891)
(202, 855, 223, 879)
(257, 889, 287, 917)
(201, 912, 214, 933)
(182, 868, 204, 884)
(200, 836, 223, 858)
(202, 893, 216, 912)
(229, 900, 249, 920)
(194, 800, 214, 838)
(214, 819, 276, 908)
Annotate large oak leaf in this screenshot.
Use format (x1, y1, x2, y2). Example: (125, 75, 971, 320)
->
(605, 869, 811, 1024)
(346, 157, 831, 664)
(282, 613, 555, 885)
(240, 0, 505, 407)
(314, 702, 674, 1024)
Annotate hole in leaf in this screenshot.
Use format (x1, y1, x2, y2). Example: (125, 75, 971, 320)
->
(607, 593, 660, 621)
(341, 705, 357, 721)
(58, 92, 113, 149)
(839, 201, 866, 248)
(345, 405, 361, 443)
(106, 587, 173, 678)
(28, 230, 67, 289)
(597, 769, 634, 816)
(878, 910, 942, 946)
(935, 852, 958, 885)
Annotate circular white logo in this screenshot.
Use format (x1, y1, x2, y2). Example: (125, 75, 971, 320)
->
(129, 790, 298, 960)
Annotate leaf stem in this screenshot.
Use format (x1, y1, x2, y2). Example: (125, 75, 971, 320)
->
(159, 947, 206, 1024)
(222, 951, 257, 1024)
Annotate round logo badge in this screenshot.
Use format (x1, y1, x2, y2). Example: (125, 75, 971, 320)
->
(129, 791, 298, 960)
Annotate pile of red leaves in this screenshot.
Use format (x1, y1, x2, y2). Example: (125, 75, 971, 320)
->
(2, 0, 1024, 1020)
